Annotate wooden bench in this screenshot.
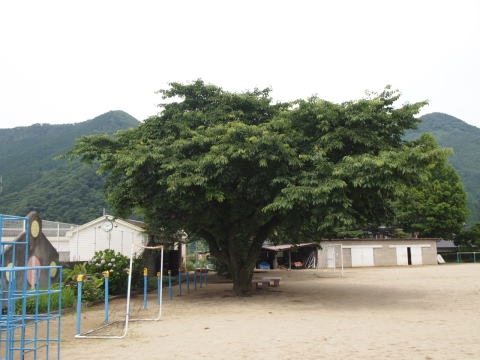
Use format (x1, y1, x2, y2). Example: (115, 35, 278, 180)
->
(262, 277, 281, 287)
(252, 279, 271, 289)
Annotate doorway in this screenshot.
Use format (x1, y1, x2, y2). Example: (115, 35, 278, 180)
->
(395, 246, 423, 265)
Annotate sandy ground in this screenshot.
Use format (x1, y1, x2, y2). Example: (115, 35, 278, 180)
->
(43, 264, 480, 359)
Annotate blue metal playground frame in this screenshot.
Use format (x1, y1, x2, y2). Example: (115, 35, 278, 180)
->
(0, 214, 62, 360)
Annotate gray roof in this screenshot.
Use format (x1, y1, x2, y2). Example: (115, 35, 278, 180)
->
(437, 239, 457, 248)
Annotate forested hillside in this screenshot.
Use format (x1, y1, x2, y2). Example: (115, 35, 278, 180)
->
(0, 111, 139, 223)
(408, 113, 480, 225)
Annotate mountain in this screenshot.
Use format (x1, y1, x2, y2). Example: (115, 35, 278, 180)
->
(0, 111, 140, 223)
(407, 112, 480, 225)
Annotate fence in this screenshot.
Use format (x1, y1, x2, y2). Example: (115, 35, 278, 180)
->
(440, 252, 480, 263)
(1, 219, 77, 262)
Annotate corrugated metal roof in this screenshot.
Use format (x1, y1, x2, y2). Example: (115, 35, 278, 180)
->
(262, 243, 317, 251)
(437, 239, 456, 248)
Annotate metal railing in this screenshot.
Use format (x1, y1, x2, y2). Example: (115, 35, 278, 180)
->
(440, 252, 480, 263)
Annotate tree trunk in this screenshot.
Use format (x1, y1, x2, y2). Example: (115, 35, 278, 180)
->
(201, 218, 277, 296)
(228, 241, 263, 296)
(206, 238, 257, 295)
(231, 264, 254, 296)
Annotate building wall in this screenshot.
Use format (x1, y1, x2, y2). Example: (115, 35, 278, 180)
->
(67, 220, 148, 261)
(319, 238, 438, 268)
(1, 217, 149, 263)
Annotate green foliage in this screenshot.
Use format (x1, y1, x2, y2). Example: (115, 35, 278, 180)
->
(66, 80, 447, 295)
(85, 249, 130, 295)
(16, 284, 76, 314)
(393, 134, 468, 238)
(455, 223, 480, 249)
(406, 112, 480, 226)
(63, 263, 104, 303)
(0, 110, 139, 223)
(186, 253, 214, 271)
(264, 90, 443, 237)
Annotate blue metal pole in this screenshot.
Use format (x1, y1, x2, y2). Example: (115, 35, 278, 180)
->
(57, 267, 63, 360)
(457, 252, 460, 263)
(168, 270, 172, 300)
(186, 271, 190, 293)
(143, 268, 148, 309)
(194, 270, 197, 290)
(178, 269, 182, 296)
(75, 275, 84, 335)
(6, 268, 16, 359)
(474, 252, 477, 263)
(104, 272, 109, 324)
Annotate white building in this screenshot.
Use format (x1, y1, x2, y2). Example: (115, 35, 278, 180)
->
(42, 220, 76, 262)
(318, 238, 439, 268)
(66, 215, 148, 261)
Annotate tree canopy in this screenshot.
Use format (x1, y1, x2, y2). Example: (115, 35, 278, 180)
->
(405, 112, 480, 226)
(393, 134, 468, 239)
(456, 223, 480, 249)
(67, 80, 451, 295)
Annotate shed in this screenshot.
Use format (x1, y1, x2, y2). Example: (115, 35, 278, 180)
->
(66, 215, 148, 261)
(318, 238, 439, 268)
(260, 243, 318, 269)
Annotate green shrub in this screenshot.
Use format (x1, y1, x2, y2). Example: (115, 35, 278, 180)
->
(63, 263, 104, 303)
(186, 255, 215, 271)
(86, 249, 130, 295)
(60, 285, 76, 308)
(16, 284, 76, 314)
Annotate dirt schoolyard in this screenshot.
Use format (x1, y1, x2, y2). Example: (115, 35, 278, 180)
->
(56, 264, 480, 360)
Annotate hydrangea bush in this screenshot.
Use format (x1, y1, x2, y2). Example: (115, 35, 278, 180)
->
(85, 249, 130, 295)
(63, 263, 104, 303)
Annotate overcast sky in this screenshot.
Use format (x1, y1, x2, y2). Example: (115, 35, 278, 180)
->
(1, 0, 479, 129)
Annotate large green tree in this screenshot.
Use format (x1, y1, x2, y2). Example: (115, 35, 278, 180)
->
(67, 80, 446, 295)
(455, 223, 480, 249)
(393, 134, 468, 238)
